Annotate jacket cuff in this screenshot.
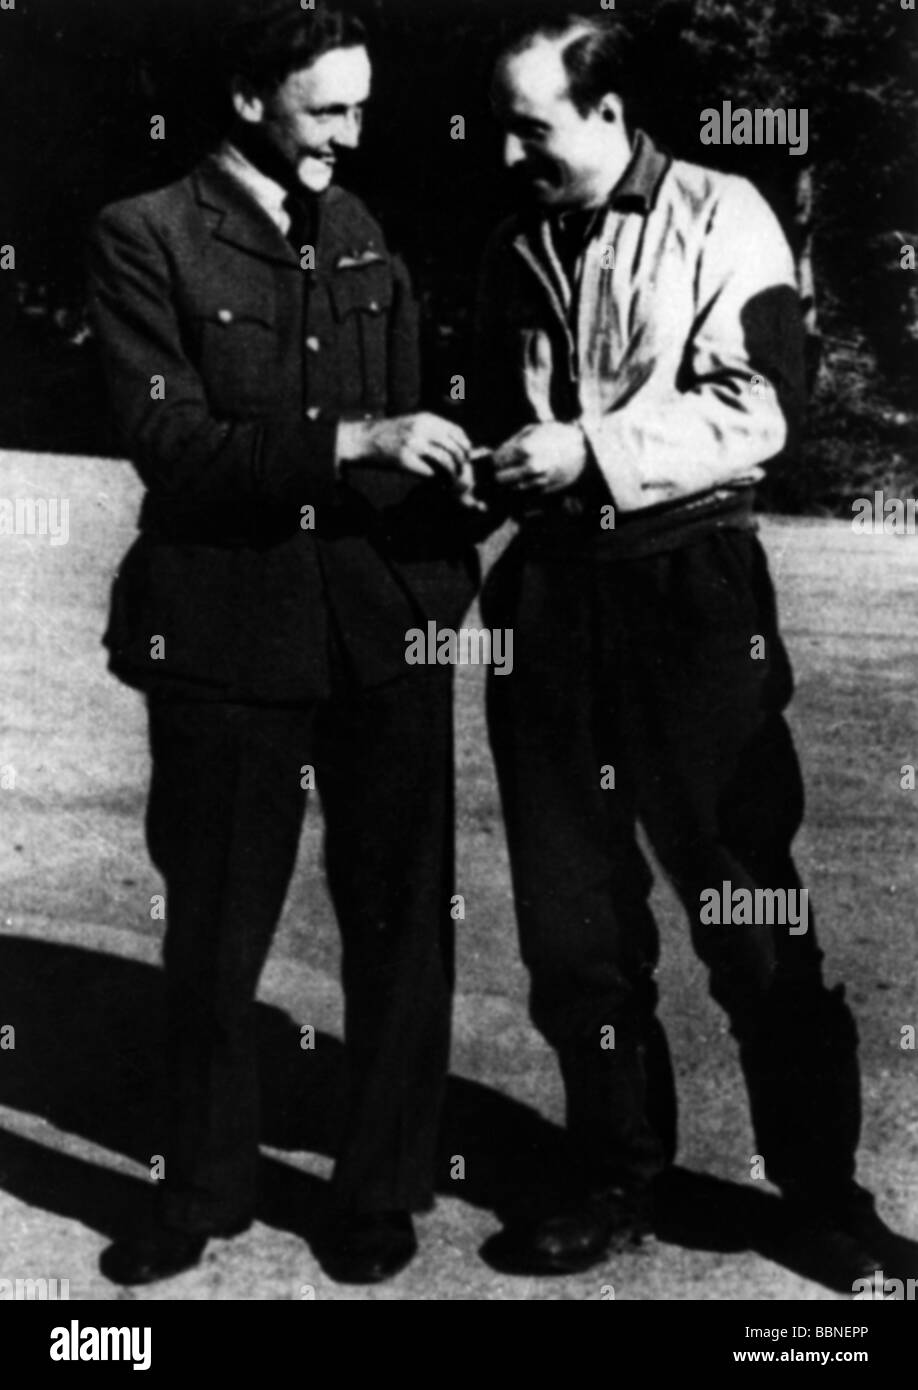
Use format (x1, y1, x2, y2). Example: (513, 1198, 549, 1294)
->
(580, 415, 646, 513)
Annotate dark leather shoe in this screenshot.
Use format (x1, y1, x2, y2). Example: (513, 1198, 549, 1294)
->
(319, 1212, 417, 1285)
(99, 1229, 209, 1286)
(487, 1187, 651, 1276)
(781, 1181, 887, 1282)
(99, 1216, 251, 1287)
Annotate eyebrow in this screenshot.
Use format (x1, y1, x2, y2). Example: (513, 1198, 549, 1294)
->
(505, 114, 550, 132)
(306, 100, 368, 115)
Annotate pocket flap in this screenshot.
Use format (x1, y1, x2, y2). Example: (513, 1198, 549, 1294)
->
(328, 266, 394, 321)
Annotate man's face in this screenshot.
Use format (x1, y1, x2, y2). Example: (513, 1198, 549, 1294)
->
(259, 45, 372, 192)
(493, 40, 615, 210)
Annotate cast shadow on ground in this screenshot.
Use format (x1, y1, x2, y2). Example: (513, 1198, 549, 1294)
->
(0, 937, 913, 1294)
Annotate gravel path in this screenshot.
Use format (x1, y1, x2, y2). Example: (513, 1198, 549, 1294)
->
(0, 451, 916, 1300)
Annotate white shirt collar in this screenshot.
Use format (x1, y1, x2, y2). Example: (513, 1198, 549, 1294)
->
(214, 140, 291, 234)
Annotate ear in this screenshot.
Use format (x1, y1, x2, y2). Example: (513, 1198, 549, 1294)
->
(230, 77, 266, 125)
(597, 93, 624, 125)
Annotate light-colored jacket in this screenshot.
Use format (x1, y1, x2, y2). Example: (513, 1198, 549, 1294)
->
(475, 132, 805, 516)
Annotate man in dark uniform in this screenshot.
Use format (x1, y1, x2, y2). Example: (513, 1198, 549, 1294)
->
(88, 2, 476, 1286)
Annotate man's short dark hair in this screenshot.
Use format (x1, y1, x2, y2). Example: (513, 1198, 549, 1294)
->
(497, 13, 634, 118)
(219, 1, 368, 95)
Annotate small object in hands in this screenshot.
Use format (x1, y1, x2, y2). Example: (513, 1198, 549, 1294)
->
(470, 448, 499, 505)
(472, 446, 539, 517)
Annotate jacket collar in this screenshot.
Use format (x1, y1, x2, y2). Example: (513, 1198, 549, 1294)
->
(193, 155, 299, 267)
(509, 130, 671, 326)
(214, 141, 292, 233)
(512, 129, 671, 253)
(193, 154, 381, 273)
(607, 129, 671, 214)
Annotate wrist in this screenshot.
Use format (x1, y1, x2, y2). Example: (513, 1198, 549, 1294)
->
(335, 419, 371, 468)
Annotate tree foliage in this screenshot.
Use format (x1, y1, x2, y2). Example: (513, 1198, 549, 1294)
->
(1, 0, 915, 498)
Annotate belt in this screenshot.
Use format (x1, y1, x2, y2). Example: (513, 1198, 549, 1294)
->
(519, 487, 757, 562)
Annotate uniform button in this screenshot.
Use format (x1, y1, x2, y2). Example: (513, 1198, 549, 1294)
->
(217, 309, 234, 324)
(306, 336, 320, 352)
(368, 300, 380, 313)
(306, 406, 322, 421)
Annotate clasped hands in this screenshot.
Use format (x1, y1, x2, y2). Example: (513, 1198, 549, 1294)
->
(336, 415, 587, 509)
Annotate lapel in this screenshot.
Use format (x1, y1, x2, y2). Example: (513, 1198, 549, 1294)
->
(193, 161, 382, 278)
(193, 156, 298, 268)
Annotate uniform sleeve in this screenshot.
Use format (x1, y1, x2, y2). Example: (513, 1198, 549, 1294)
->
(581, 178, 806, 510)
(87, 203, 341, 509)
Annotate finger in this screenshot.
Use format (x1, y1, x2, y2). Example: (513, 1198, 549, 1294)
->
(538, 475, 567, 496)
(493, 449, 527, 476)
(514, 475, 550, 492)
(432, 419, 473, 459)
(418, 441, 464, 477)
(495, 464, 539, 488)
(401, 452, 437, 478)
(494, 428, 529, 454)
(416, 415, 468, 459)
(452, 462, 478, 495)
(426, 434, 471, 470)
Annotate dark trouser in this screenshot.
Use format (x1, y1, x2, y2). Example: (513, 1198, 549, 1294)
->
(484, 528, 861, 1198)
(146, 667, 456, 1233)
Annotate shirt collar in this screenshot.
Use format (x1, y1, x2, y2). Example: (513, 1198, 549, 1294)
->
(214, 140, 290, 230)
(607, 129, 671, 214)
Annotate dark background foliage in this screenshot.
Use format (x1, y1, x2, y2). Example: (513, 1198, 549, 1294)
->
(0, 0, 915, 510)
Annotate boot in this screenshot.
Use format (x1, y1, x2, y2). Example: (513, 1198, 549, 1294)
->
(739, 980, 884, 1279)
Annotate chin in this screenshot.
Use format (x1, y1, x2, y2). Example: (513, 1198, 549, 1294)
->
(518, 180, 558, 207)
(533, 189, 566, 210)
(534, 175, 574, 207)
(299, 158, 335, 193)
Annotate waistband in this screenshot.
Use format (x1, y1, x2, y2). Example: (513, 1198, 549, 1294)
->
(518, 487, 757, 562)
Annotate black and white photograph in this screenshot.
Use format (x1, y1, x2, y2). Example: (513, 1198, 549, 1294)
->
(0, 0, 916, 1337)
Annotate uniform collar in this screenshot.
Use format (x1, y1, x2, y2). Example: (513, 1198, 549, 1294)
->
(214, 141, 294, 232)
(193, 151, 299, 267)
(195, 150, 380, 275)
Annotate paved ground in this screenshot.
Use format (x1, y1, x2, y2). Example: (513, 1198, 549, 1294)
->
(1, 449, 917, 1301)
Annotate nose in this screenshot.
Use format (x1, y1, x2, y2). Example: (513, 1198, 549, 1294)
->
(503, 133, 527, 169)
(334, 107, 363, 150)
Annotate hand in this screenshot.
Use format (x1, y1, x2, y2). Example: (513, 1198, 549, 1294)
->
(492, 422, 587, 496)
(450, 456, 491, 514)
(336, 413, 472, 479)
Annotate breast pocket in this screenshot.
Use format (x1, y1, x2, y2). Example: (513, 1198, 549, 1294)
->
(192, 298, 278, 415)
(328, 265, 394, 411)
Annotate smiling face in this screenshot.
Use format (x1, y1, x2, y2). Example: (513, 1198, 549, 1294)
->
(492, 38, 627, 211)
(234, 45, 372, 192)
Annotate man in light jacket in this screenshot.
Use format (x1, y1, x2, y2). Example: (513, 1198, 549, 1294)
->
(472, 12, 885, 1280)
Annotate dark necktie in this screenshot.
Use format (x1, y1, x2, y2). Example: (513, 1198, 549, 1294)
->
(283, 188, 318, 262)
